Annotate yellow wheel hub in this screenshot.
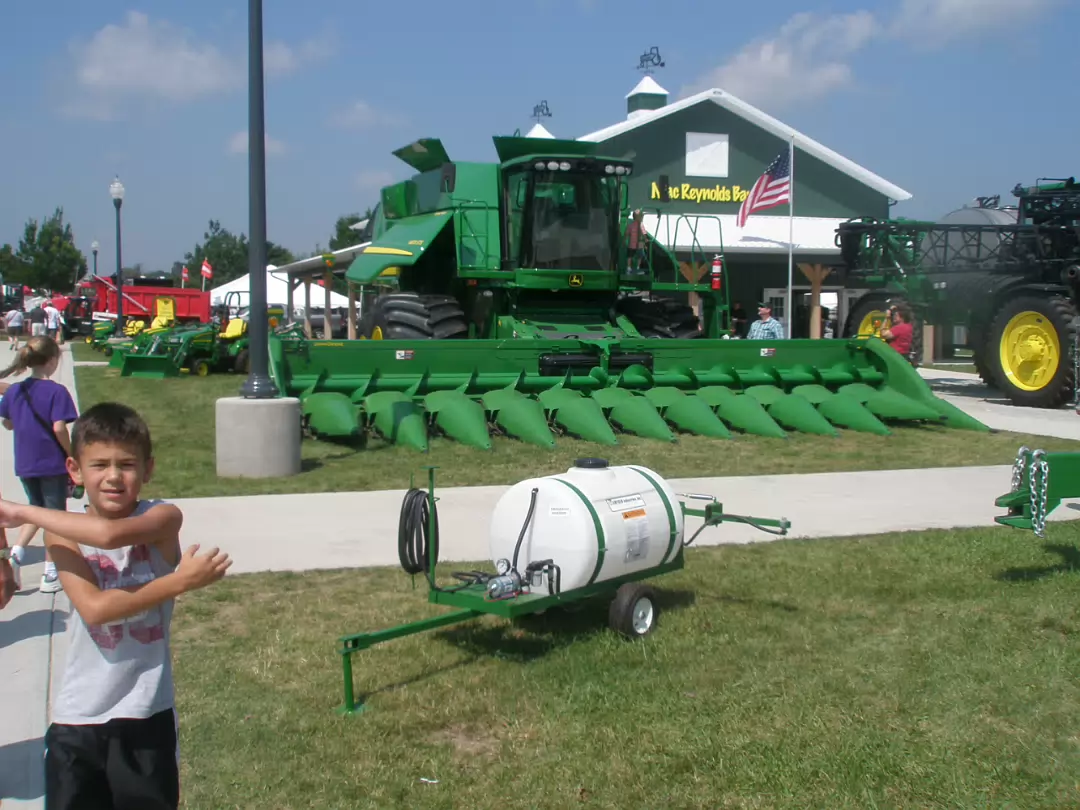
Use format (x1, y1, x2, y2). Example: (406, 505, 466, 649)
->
(195, 361, 210, 377)
(857, 309, 889, 338)
(370, 325, 383, 340)
(998, 311, 1060, 391)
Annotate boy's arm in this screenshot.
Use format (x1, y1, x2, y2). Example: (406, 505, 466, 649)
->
(46, 533, 232, 625)
(0, 501, 182, 552)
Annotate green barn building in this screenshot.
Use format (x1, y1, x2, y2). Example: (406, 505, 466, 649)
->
(567, 76, 912, 338)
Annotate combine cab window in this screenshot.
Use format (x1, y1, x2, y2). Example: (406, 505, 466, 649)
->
(508, 169, 620, 272)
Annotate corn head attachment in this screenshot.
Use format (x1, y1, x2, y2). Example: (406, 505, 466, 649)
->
(995, 446, 1080, 538)
(271, 330, 988, 450)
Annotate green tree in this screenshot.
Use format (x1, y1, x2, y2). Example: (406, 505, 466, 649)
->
(181, 220, 296, 286)
(328, 207, 375, 251)
(0, 243, 24, 287)
(10, 208, 88, 292)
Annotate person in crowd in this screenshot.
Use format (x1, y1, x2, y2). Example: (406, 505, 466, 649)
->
(881, 304, 914, 361)
(45, 300, 63, 341)
(730, 302, 748, 338)
(28, 303, 47, 338)
(4, 307, 24, 351)
(0, 336, 78, 593)
(747, 301, 786, 340)
(0, 491, 14, 609)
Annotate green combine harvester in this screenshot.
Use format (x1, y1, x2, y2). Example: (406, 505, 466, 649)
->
(268, 134, 988, 451)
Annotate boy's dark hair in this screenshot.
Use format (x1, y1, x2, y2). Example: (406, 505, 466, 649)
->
(71, 402, 153, 461)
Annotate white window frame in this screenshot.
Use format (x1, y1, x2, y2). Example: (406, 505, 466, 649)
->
(684, 132, 730, 179)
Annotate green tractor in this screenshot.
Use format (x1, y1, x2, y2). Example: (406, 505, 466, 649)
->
(115, 294, 284, 378)
(837, 177, 1080, 408)
(268, 134, 986, 451)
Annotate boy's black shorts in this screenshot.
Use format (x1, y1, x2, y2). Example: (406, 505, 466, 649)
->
(44, 708, 179, 810)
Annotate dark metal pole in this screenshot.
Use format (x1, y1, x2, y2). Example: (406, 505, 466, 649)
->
(92, 250, 97, 276)
(113, 199, 124, 335)
(240, 0, 277, 398)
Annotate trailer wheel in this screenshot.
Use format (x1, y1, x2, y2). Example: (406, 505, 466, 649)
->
(616, 295, 702, 339)
(844, 293, 923, 366)
(609, 582, 658, 639)
(360, 292, 468, 340)
(987, 294, 1077, 408)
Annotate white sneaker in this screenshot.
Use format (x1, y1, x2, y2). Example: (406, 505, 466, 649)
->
(40, 570, 63, 594)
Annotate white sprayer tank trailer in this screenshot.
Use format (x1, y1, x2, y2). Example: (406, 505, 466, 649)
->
(333, 459, 791, 715)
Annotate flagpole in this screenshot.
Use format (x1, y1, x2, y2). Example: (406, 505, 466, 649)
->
(786, 133, 795, 339)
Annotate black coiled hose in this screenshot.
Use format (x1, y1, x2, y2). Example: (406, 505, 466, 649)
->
(399, 488, 437, 577)
(398, 488, 488, 593)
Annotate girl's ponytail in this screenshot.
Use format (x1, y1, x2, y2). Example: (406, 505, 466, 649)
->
(0, 336, 59, 380)
(0, 345, 31, 380)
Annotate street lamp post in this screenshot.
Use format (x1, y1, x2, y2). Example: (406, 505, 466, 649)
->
(240, 0, 277, 398)
(109, 177, 125, 335)
(215, 0, 298, 481)
(89, 240, 98, 286)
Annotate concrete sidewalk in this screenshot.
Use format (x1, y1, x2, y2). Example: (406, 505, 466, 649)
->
(168, 464, 1079, 575)
(3, 347, 1079, 807)
(0, 344, 77, 809)
(919, 367, 1080, 441)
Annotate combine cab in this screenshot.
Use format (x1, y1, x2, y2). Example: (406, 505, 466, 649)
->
(268, 134, 987, 450)
(838, 177, 1080, 408)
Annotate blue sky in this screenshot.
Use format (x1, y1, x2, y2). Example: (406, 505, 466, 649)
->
(0, 0, 1076, 275)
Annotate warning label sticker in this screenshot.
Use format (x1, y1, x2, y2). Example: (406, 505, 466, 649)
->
(606, 494, 645, 512)
(623, 507, 650, 562)
(549, 506, 570, 517)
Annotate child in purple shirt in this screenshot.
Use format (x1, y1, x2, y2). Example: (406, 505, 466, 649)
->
(0, 336, 78, 593)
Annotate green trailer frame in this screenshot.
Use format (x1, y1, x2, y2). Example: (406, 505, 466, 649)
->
(334, 466, 791, 715)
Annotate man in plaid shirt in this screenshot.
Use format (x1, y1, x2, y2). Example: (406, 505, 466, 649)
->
(746, 302, 786, 340)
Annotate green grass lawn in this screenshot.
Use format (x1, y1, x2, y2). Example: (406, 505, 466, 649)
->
(67, 340, 102, 363)
(72, 365, 1080, 498)
(172, 520, 1080, 809)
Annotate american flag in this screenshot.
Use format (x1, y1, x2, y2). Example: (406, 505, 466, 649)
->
(736, 148, 792, 228)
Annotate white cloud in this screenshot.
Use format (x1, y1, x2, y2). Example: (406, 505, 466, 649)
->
(356, 170, 395, 190)
(680, 11, 877, 108)
(681, 1, 1060, 110)
(64, 11, 331, 119)
(228, 131, 286, 156)
(333, 101, 405, 130)
(890, 0, 1059, 46)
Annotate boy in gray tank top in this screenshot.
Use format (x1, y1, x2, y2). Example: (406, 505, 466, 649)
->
(0, 402, 232, 809)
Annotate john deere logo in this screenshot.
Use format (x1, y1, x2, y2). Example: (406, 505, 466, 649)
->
(568, 274, 583, 287)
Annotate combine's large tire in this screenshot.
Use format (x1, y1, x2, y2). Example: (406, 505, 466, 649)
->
(985, 294, 1077, 408)
(844, 292, 923, 366)
(617, 295, 702, 339)
(360, 293, 468, 340)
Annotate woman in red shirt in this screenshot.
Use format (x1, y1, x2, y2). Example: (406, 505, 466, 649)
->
(882, 305, 913, 359)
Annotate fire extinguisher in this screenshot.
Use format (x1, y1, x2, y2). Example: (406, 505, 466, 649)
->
(710, 255, 723, 291)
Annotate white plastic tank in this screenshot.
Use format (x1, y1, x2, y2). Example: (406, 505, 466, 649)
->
(920, 205, 1019, 267)
(488, 459, 685, 593)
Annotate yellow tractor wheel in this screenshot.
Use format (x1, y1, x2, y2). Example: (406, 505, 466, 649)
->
(193, 360, 211, 377)
(987, 294, 1076, 407)
(856, 308, 890, 338)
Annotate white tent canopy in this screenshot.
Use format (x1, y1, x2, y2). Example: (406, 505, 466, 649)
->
(209, 266, 351, 310)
